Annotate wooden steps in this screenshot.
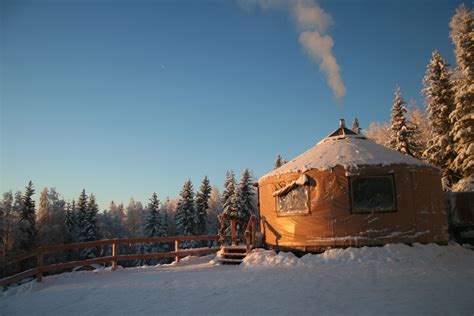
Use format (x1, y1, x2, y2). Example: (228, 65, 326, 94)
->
(218, 245, 249, 265)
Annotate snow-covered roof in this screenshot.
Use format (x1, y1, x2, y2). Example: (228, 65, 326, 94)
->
(260, 125, 434, 182)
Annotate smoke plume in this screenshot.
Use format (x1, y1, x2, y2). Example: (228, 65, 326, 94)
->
(239, 0, 346, 103)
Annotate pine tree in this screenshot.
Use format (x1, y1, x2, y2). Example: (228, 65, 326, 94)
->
(422, 50, 457, 187)
(449, 4, 474, 180)
(221, 170, 235, 213)
(352, 118, 361, 134)
(142, 193, 163, 261)
(81, 193, 98, 259)
(195, 176, 211, 236)
(19, 181, 36, 252)
(274, 154, 284, 169)
(235, 169, 256, 233)
(389, 87, 418, 156)
(64, 201, 76, 243)
(76, 189, 88, 243)
(174, 180, 196, 247)
(223, 178, 238, 220)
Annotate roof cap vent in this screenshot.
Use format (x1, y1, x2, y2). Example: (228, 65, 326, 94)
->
(339, 119, 346, 128)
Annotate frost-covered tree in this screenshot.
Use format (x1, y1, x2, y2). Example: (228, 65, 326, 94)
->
(143, 193, 163, 260)
(364, 122, 391, 146)
(235, 169, 256, 232)
(76, 189, 88, 243)
(37, 188, 51, 246)
(81, 193, 98, 259)
(64, 201, 76, 243)
(0, 201, 4, 259)
(1, 192, 15, 260)
(195, 176, 211, 236)
(125, 199, 145, 237)
(407, 102, 431, 150)
(352, 118, 361, 134)
(221, 170, 235, 212)
(174, 180, 196, 239)
(449, 4, 474, 180)
(389, 87, 418, 156)
(105, 201, 127, 238)
(144, 193, 161, 238)
(222, 171, 236, 204)
(161, 197, 175, 236)
(274, 154, 284, 169)
(19, 181, 36, 252)
(207, 186, 223, 235)
(422, 50, 457, 187)
(222, 177, 238, 220)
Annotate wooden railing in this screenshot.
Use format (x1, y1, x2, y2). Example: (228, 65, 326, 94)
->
(245, 215, 257, 253)
(0, 235, 220, 288)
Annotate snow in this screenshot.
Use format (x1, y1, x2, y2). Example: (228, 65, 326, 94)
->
(272, 174, 308, 197)
(261, 134, 433, 181)
(453, 175, 474, 192)
(72, 264, 104, 272)
(2, 244, 473, 315)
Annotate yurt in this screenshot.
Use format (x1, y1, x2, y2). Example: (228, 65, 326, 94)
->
(258, 120, 448, 251)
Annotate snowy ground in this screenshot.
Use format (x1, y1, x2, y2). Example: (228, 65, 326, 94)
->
(1, 243, 473, 315)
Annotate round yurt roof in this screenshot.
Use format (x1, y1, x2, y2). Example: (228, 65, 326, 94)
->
(260, 120, 434, 182)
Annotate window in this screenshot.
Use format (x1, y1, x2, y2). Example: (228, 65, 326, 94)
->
(350, 175, 396, 213)
(276, 185, 309, 216)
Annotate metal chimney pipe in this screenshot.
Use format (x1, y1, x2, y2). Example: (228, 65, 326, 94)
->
(339, 119, 346, 128)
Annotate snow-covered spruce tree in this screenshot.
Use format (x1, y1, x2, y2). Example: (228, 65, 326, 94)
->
(449, 4, 474, 181)
(422, 50, 458, 187)
(222, 176, 238, 219)
(64, 201, 76, 243)
(143, 192, 162, 259)
(352, 118, 361, 134)
(389, 87, 418, 157)
(274, 154, 284, 169)
(81, 193, 98, 259)
(224, 189, 239, 222)
(76, 189, 88, 243)
(221, 170, 236, 208)
(174, 180, 197, 248)
(195, 176, 211, 237)
(236, 169, 256, 233)
(19, 181, 36, 252)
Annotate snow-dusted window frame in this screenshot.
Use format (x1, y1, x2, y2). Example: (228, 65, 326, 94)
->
(274, 174, 311, 217)
(349, 174, 397, 214)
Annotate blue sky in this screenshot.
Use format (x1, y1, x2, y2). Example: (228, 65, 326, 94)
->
(0, 0, 467, 209)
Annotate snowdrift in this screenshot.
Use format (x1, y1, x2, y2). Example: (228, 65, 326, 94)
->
(243, 243, 472, 267)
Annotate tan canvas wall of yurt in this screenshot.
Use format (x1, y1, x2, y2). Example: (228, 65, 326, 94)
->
(258, 120, 448, 251)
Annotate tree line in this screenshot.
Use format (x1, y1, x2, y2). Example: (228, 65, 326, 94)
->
(360, 5, 472, 191)
(0, 169, 257, 271)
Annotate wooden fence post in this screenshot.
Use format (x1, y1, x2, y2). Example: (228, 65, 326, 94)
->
(231, 219, 237, 246)
(112, 242, 117, 270)
(175, 240, 180, 263)
(36, 250, 43, 282)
